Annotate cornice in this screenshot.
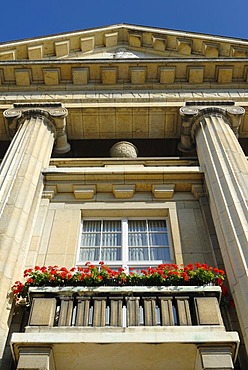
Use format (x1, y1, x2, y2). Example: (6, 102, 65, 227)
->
(42, 164, 203, 201)
(1, 24, 248, 61)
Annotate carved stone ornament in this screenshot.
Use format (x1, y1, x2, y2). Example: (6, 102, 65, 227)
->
(110, 141, 138, 158)
(178, 104, 245, 151)
(3, 103, 71, 153)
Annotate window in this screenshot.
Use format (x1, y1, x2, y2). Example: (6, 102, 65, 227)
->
(78, 218, 173, 270)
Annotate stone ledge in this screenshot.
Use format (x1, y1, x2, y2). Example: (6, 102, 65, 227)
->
(11, 327, 239, 344)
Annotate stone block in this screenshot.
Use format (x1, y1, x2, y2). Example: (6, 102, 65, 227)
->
(43, 68, 60, 85)
(17, 346, 54, 370)
(230, 46, 247, 57)
(28, 45, 43, 60)
(113, 185, 135, 199)
(15, 69, 31, 86)
(152, 184, 175, 199)
(199, 347, 234, 369)
(55, 40, 69, 57)
(73, 185, 96, 199)
(194, 297, 223, 325)
(101, 67, 117, 84)
(81, 37, 95, 53)
(177, 38, 192, 55)
(152, 36, 166, 51)
(160, 67, 175, 84)
(217, 67, 233, 83)
(202, 42, 219, 57)
(104, 32, 118, 47)
(188, 67, 204, 84)
(128, 33, 142, 48)
(0, 50, 16, 60)
(72, 67, 89, 84)
(130, 67, 146, 84)
(29, 298, 56, 326)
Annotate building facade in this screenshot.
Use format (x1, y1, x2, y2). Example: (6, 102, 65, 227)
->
(0, 24, 248, 369)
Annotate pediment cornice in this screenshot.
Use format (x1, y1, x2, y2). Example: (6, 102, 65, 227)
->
(1, 24, 248, 62)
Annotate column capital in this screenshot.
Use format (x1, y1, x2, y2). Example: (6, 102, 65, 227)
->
(3, 103, 70, 154)
(178, 104, 245, 152)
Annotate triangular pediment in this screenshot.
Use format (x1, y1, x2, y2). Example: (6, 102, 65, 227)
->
(1, 24, 248, 61)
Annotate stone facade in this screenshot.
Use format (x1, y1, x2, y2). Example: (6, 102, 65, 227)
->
(0, 24, 248, 369)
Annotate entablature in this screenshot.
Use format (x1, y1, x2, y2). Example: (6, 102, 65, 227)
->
(1, 59, 248, 90)
(42, 162, 203, 201)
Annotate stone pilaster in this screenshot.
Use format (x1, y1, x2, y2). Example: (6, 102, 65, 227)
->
(180, 105, 248, 354)
(0, 104, 69, 364)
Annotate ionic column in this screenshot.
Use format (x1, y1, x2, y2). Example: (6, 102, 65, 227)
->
(0, 104, 70, 363)
(180, 105, 248, 353)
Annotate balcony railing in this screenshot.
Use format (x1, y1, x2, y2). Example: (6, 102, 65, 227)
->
(27, 285, 224, 328)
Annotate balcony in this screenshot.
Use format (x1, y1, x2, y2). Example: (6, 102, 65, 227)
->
(11, 286, 239, 370)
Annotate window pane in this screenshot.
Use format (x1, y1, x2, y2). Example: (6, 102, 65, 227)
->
(148, 220, 167, 232)
(128, 220, 146, 232)
(102, 233, 121, 246)
(81, 233, 101, 246)
(103, 220, 121, 232)
(129, 247, 149, 261)
(82, 220, 101, 232)
(128, 232, 147, 246)
(149, 232, 169, 246)
(80, 247, 100, 261)
(150, 247, 171, 260)
(101, 247, 122, 261)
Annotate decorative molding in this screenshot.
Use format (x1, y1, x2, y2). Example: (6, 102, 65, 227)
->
(179, 104, 245, 151)
(0, 60, 247, 88)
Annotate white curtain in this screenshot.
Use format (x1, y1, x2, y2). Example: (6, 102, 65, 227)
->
(128, 220, 170, 261)
(80, 220, 121, 261)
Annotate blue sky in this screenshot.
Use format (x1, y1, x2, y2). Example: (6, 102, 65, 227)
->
(1, 0, 248, 43)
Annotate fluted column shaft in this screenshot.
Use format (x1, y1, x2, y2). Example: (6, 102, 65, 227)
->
(192, 110, 248, 352)
(0, 106, 68, 364)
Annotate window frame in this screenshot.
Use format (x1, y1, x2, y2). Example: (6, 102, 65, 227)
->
(77, 216, 174, 271)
